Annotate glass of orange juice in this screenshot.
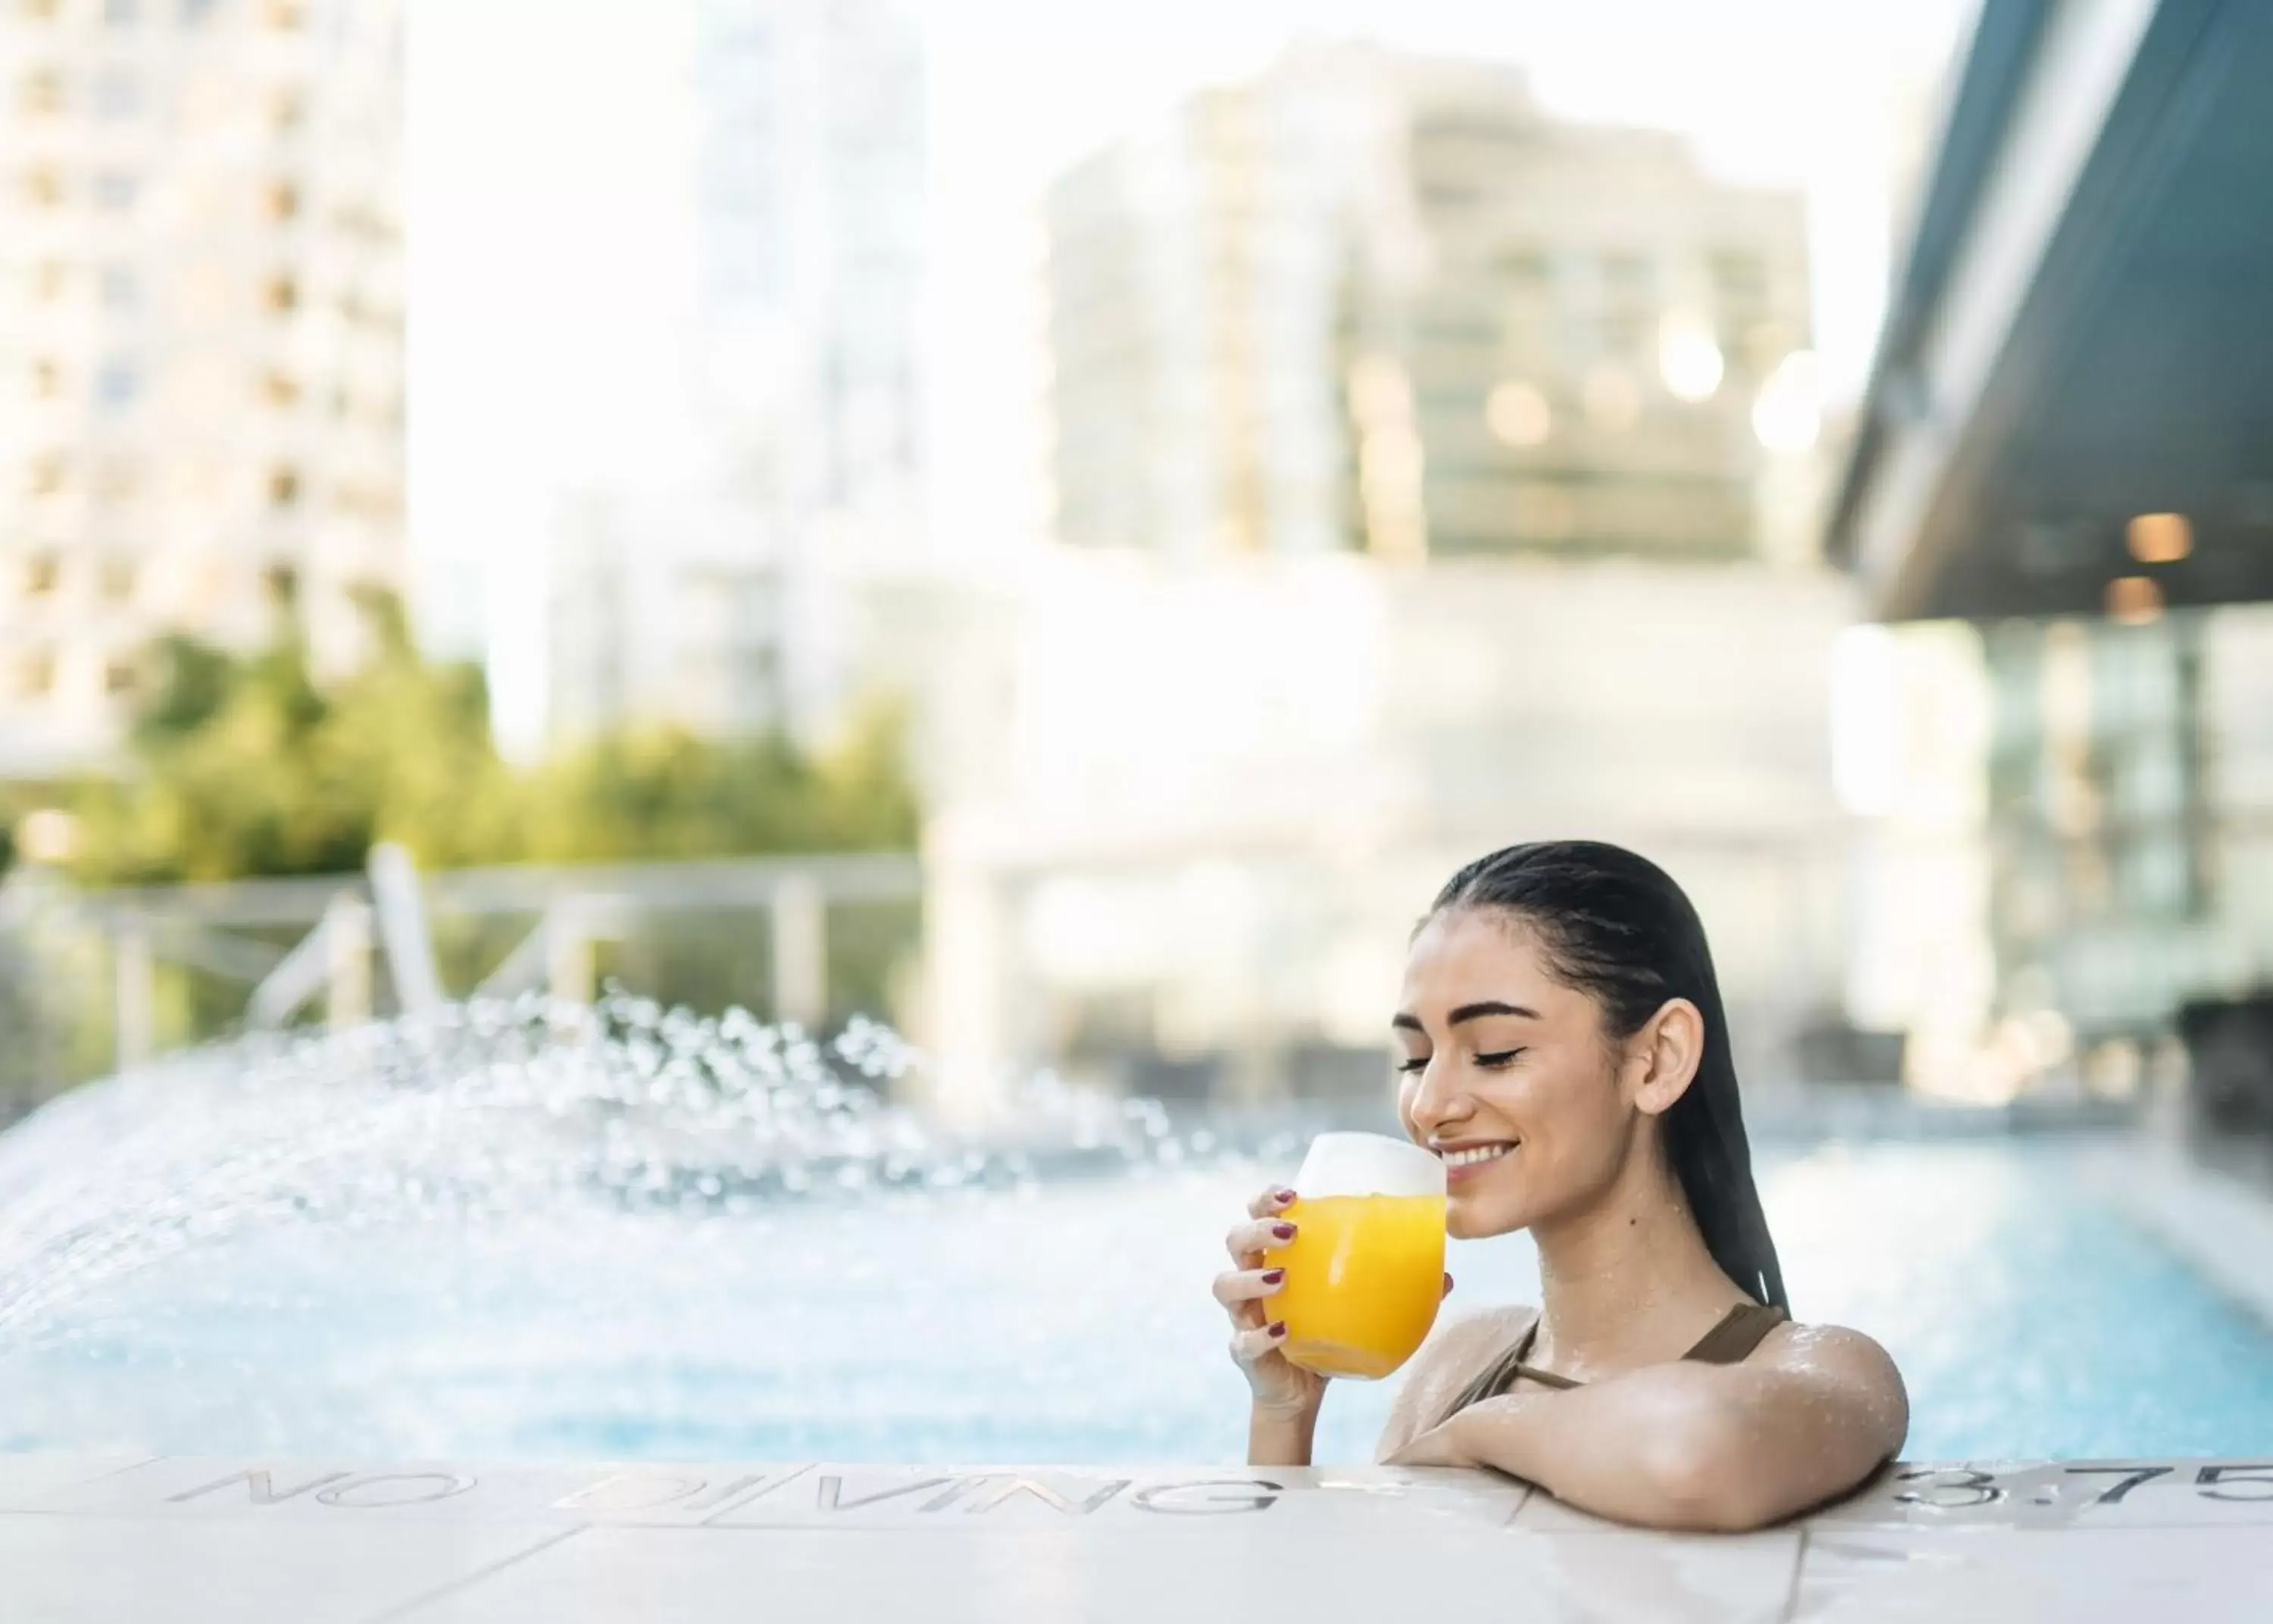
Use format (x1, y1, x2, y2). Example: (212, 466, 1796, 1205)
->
(1265, 1132, 1446, 1380)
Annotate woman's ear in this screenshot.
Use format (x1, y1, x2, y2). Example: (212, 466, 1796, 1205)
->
(1629, 998, 1705, 1117)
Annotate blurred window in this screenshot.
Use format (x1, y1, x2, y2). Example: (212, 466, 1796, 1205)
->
(267, 466, 300, 506)
(104, 658, 139, 695)
(264, 273, 299, 314)
(94, 459, 137, 499)
(180, 0, 220, 24)
(17, 652, 55, 701)
(34, 261, 68, 301)
(1709, 250, 1768, 329)
(105, 0, 137, 22)
(30, 358, 62, 398)
(20, 0, 61, 23)
(265, 0, 302, 30)
(20, 70, 64, 116)
(270, 87, 303, 133)
(1496, 247, 1552, 289)
(1600, 311, 1652, 359)
(261, 369, 299, 408)
(93, 70, 140, 120)
(1604, 254, 1655, 298)
(1418, 314, 1498, 348)
(27, 455, 67, 496)
(93, 170, 139, 211)
(264, 180, 299, 221)
(23, 554, 61, 596)
(96, 360, 138, 407)
(1710, 250, 1767, 295)
(98, 264, 136, 308)
(23, 167, 64, 209)
(98, 557, 135, 601)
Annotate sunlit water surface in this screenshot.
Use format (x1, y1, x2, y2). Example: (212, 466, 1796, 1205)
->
(1, 1002, 2268, 1464)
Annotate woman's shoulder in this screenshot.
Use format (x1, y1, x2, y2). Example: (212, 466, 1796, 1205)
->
(1749, 1317, 1911, 1462)
(1756, 1318, 1909, 1403)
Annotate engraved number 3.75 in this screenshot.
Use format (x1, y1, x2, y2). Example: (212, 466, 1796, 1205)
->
(1893, 1467, 2003, 1509)
(2196, 1465, 2273, 1501)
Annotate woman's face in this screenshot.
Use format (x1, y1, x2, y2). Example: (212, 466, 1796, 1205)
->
(1393, 907, 1644, 1241)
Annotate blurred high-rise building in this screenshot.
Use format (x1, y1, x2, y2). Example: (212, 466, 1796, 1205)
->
(547, 488, 794, 745)
(694, 0, 924, 542)
(546, 0, 926, 747)
(0, 0, 404, 779)
(1043, 45, 1812, 564)
(897, 45, 1843, 1110)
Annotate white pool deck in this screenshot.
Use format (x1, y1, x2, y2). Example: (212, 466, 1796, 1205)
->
(5, 1451, 2272, 1621)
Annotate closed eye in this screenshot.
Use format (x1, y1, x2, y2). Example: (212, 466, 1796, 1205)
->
(1474, 1049, 1525, 1069)
(1395, 1056, 1430, 1075)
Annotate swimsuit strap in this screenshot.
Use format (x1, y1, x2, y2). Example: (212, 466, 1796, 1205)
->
(1500, 1316, 1581, 1390)
(1436, 1300, 1790, 1426)
(1681, 1301, 1790, 1365)
(1430, 1316, 1565, 1425)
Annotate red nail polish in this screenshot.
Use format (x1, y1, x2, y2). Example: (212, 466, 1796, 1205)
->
(1273, 1188, 1296, 1204)
(1261, 1269, 1284, 1285)
(1268, 1321, 1287, 1338)
(1271, 1223, 1295, 1241)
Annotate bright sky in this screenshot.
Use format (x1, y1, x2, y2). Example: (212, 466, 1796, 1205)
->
(405, 0, 1978, 749)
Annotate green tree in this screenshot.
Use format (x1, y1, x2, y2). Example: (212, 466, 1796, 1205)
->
(64, 594, 511, 883)
(60, 592, 919, 885)
(519, 702, 918, 864)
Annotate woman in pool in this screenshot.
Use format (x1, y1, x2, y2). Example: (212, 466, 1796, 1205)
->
(1212, 840, 1907, 1532)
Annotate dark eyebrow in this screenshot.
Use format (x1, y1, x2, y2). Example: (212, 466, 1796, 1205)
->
(1390, 1001, 1541, 1035)
(1449, 1001, 1540, 1025)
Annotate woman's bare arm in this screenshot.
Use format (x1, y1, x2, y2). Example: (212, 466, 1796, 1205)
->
(1384, 1323, 1907, 1532)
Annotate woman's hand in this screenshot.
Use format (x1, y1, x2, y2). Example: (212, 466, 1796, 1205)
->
(1214, 1185, 1324, 1420)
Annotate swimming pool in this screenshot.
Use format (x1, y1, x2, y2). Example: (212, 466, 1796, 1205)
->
(2, 1118, 2268, 1465)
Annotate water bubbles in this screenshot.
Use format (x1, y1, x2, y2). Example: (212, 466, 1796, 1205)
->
(0, 990, 1196, 1346)
(833, 1016, 917, 1083)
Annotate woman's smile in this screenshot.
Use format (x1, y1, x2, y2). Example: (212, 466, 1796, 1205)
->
(1434, 1138, 1518, 1183)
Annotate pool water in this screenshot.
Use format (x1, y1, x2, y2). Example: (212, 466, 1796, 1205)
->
(2, 1138, 2270, 1464)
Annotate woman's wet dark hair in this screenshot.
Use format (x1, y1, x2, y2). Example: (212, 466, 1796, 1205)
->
(1427, 839, 1788, 1313)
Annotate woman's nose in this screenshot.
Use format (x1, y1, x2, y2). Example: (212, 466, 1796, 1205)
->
(1405, 1057, 1467, 1135)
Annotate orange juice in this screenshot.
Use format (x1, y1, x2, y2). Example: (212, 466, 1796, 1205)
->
(1265, 1192, 1446, 1379)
